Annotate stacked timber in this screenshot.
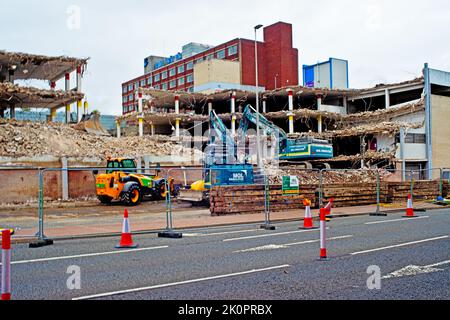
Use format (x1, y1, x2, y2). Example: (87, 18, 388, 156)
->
(386, 181, 441, 203)
(210, 184, 317, 216)
(322, 183, 389, 208)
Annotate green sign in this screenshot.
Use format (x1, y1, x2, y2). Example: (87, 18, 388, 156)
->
(282, 176, 299, 196)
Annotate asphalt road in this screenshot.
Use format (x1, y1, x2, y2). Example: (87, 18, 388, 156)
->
(3, 208, 450, 300)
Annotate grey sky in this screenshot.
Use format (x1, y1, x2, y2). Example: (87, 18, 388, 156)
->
(1, 0, 449, 115)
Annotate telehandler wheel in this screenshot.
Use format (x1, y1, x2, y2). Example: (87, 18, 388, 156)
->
(98, 196, 113, 204)
(121, 184, 142, 206)
(153, 179, 168, 200)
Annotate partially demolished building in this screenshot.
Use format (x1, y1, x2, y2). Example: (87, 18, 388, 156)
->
(0, 50, 88, 123)
(117, 65, 450, 180)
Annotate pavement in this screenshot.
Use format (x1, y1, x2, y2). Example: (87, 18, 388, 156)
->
(4, 208, 450, 300)
(0, 199, 445, 240)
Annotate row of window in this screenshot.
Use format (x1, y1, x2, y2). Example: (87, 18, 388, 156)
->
(123, 45, 238, 93)
(122, 75, 194, 102)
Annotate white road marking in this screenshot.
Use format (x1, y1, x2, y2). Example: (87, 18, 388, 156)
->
(184, 229, 263, 237)
(350, 236, 449, 255)
(365, 216, 429, 225)
(223, 228, 326, 242)
(72, 264, 291, 300)
(2, 246, 169, 266)
(234, 235, 353, 253)
(382, 260, 450, 279)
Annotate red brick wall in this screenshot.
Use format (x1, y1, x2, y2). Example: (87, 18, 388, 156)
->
(263, 22, 299, 89)
(240, 22, 299, 90)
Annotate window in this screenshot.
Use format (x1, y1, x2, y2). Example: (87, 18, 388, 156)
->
(216, 49, 225, 59)
(186, 61, 194, 70)
(140, 79, 146, 87)
(186, 74, 193, 83)
(129, 94, 134, 101)
(123, 106, 127, 113)
(187, 87, 194, 93)
(147, 77, 152, 85)
(154, 74, 160, 82)
(135, 82, 139, 88)
(123, 96, 128, 103)
(122, 86, 127, 93)
(405, 133, 426, 144)
(178, 65, 185, 73)
(162, 83, 168, 90)
(178, 77, 185, 86)
(128, 84, 133, 91)
(155, 85, 160, 90)
(206, 53, 214, 60)
(161, 71, 168, 80)
(228, 45, 238, 56)
(169, 80, 176, 88)
(169, 68, 176, 77)
(195, 57, 204, 64)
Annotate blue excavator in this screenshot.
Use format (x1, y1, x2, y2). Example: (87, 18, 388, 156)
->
(239, 105, 333, 165)
(177, 110, 255, 204)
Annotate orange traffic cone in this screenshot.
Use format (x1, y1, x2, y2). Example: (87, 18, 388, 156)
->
(403, 194, 417, 218)
(299, 199, 318, 230)
(116, 209, 138, 249)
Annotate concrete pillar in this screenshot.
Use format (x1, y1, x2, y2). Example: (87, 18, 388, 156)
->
(287, 89, 294, 134)
(61, 157, 69, 201)
(51, 109, 57, 122)
(150, 123, 155, 136)
(385, 89, 390, 108)
(136, 157, 142, 174)
(175, 95, 180, 138)
(317, 115, 323, 133)
(77, 101, 82, 122)
(84, 100, 89, 115)
(116, 120, 121, 138)
(138, 117, 144, 137)
(144, 156, 150, 174)
(231, 92, 237, 136)
(138, 92, 143, 137)
(343, 96, 348, 113)
(208, 99, 213, 114)
(262, 97, 267, 114)
(65, 73, 71, 124)
(76, 66, 82, 122)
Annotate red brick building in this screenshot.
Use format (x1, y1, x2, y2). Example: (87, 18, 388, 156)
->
(122, 21, 298, 115)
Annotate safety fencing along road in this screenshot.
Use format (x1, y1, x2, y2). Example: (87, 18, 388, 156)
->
(0, 165, 448, 247)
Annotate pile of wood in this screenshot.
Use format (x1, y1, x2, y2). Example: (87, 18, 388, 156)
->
(210, 184, 317, 215)
(209, 180, 449, 215)
(322, 183, 388, 208)
(387, 181, 441, 203)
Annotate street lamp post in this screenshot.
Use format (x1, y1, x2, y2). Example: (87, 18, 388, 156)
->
(254, 24, 263, 169)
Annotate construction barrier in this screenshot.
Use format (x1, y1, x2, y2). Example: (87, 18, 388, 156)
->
(1, 229, 11, 300)
(0, 165, 448, 241)
(299, 199, 318, 230)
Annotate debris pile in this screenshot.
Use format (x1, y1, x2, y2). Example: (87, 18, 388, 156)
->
(0, 118, 202, 159)
(264, 164, 394, 185)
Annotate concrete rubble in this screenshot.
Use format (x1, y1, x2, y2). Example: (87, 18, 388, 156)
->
(0, 118, 203, 159)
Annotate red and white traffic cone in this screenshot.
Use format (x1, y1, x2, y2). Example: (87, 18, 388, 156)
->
(116, 209, 138, 249)
(319, 208, 328, 260)
(403, 193, 417, 218)
(1, 229, 11, 300)
(299, 199, 318, 230)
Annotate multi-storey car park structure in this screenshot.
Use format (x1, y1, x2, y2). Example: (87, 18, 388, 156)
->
(0, 50, 88, 123)
(122, 22, 299, 115)
(117, 64, 450, 180)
